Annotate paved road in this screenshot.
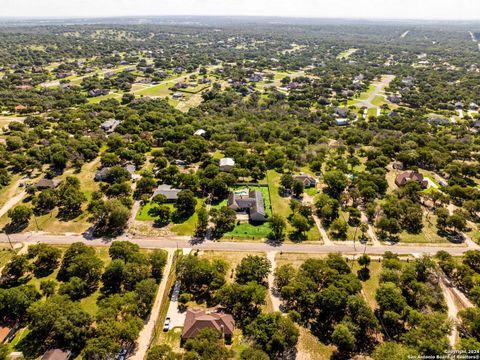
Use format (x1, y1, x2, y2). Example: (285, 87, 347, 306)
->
(357, 75, 395, 109)
(3, 232, 478, 256)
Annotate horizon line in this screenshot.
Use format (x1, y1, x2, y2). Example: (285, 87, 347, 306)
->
(1, 14, 480, 23)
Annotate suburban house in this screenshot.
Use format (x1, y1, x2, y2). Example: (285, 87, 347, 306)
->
(182, 309, 235, 340)
(427, 115, 450, 126)
(100, 119, 121, 133)
(94, 167, 111, 181)
(34, 178, 62, 191)
(41, 349, 72, 360)
(392, 162, 405, 170)
(335, 118, 349, 126)
(334, 107, 349, 118)
(219, 158, 235, 172)
(228, 189, 267, 222)
(151, 184, 181, 202)
(95, 164, 136, 182)
(387, 95, 402, 104)
(293, 174, 317, 188)
(395, 171, 429, 189)
(470, 103, 479, 111)
(172, 93, 184, 99)
(88, 89, 109, 97)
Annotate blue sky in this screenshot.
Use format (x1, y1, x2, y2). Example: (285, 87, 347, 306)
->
(1, 0, 479, 20)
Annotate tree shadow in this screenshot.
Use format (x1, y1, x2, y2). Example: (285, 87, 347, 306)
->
(288, 231, 308, 243)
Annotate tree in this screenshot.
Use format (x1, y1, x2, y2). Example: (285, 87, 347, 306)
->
(373, 342, 419, 360)
(269, 213, 286, 241)
(147, 344, 180, 360)
(195, 204, 209, 238)
(40, 279, 57, 297)
(240, 348, 269, 360)
(376, 217, 400, 239)
(315, 193, 340, 225)
(7, 205, 32, 228)
(323, 170, 348, 198)
(27, 295, 92, 351)
(27, 243, 62, 277)
(235, 255, 271, 285)
(280, 173, 294, 191)
(175, 190, 197, 218)
(109, 241, 142, 263)
(149, 205, 171, 226)
(329, 218, 348, 240)
(183, 328, 233, 360)
(292, 180, 304, 198)
(244, 312, 299, 358)
(34, 189, 57, 214)
(332, 323, 356, 353)
(447, 211, 467, 234)
(0, 284, 39, 322)
(1, 254, 31, 282)
(56, 176, 86, 218)
(274, 264, 296, 291)
(216, 281, 266, 324)
(289, 213, 312, 236)
(58, 242, 103, 293)
(149, 250, 168, 281)
(209, 206, 236, 237)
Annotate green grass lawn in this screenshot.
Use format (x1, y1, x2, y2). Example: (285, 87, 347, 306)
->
(0, 245, 15, 268)
(136, 82, 173, 97)
(395, 213, 449, 244)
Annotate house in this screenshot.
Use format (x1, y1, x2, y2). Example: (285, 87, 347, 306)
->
(194, 129, 207, 137)
(219, 158, 235, 172)
(94, 167, 111, 181)
(293, 174, 317, 188)
(0, 325, 16, 344)
(470, 103, 479, 111)
(88, 89, 109, 97)
(228, 189, 267, 222)
(455, 101, 464, 109)
(175, 82, 188, 89)
(334, 107, 349, 118)
(427, 116, 450, 126)
(182, 309, 235, 340)
(395, 171, 428, 189)
(387, 95, 402, 104)
(100, 119, 121, 133)
(15, 104, 27, 113)
(249, 73, 263, 82)
(34, 178, 62, 190)
(335, 118, 349, 126)
(151, 184, 181, 202)
(124, 164, 136, 178)
(172, 93, 184, 100)
(41, 349, 72, 360)
(199, 78, 212, 84)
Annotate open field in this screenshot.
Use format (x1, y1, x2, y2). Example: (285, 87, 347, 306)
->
(337, 48, 358, 59)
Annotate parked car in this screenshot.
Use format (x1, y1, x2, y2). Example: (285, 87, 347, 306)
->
(163, 317, 171, 331)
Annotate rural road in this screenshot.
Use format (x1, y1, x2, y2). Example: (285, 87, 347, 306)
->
(0, 189, 26, 219)
(3, 232, 479, 256)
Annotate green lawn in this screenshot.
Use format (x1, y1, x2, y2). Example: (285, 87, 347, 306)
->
(0, 245, 15, 268)
(395, 213, 449, 244)
(136, 82, 173, 97)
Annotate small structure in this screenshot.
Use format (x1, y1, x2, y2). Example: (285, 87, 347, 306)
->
(395, 171, 428, 189)
(387, 95, 402, 104)
(335, 118, 349, 126)
(34, 178, 62, 191)
(427, 115, 450, 126)
(219, 158, 235, 172)
(88, 89, 109, 97)
(15, 104, 27, 113)
(41, 349, 72, 360)
(228, 189, 267, 222)
(334, 107, 349, 118)
(194, 129, 207, 137)
(182, 309, 235, 340)
(172, 93, 184, 100)
(94, 167, 111, 181)
(470, 103, 479, 111)
(100, 119, 121, 133)
(392, 162, 404, 170)
(9, 352, 24, 360)
(293, 174, 317, 188)
(152, 184, 181, 202)
(0, 325, 16, 344)
(454, 101, 464, 109)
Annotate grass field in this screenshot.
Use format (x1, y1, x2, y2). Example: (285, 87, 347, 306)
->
(337, 48, 358, 59)
(0, 244, 16, 268)
(352, 261, 382, 309)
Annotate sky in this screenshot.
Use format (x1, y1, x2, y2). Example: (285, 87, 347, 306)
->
(1, 0, 480, 20)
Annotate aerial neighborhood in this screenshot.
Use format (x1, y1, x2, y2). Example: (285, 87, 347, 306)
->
(0, 12, 479, 360)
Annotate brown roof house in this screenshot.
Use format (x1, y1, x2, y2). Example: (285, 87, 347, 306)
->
(0, 324, 17, 344)
(395, 171, 428, 189)
(293, 174, 317, 188)
(41, 349, 72, 360)
(228, 189, 267, 222)
(182, 309, 235, 340)
(34, 178, 62, 191)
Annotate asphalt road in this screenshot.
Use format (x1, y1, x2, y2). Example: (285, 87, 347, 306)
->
(2, 232, 478, 256)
